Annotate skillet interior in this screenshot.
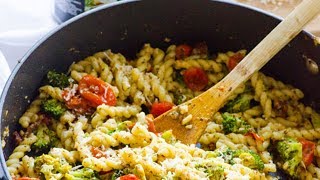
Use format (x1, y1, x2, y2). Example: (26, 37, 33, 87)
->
(1, 0, 320, 178)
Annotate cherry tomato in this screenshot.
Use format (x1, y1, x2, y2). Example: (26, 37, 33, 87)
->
(227, 53, 244, 71)
(79, 75, 116, 107)
(91, 147, 106, 158)
(183, 67, 208, 91)
(63, 91, 94, 114)
(245, 132, 264, 141)
(150, 102, 175, 117)
(299, 138, 315, 166)
(120, 174, 140, 180)
(145, 114, 157, 133)
(175, 44, 192, 59)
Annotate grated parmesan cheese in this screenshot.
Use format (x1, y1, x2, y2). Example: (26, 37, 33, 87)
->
(64, 84, 78, 101)
(179, 104, 188, 114)
(182, 114, 192, 125)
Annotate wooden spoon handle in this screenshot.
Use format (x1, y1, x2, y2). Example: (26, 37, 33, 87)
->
(154, 0, 320, 144)
(223, 0, 320, 93)
(198, 0, 320, 120)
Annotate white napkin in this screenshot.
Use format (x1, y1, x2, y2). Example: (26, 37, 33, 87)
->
(0, 0, 57, 69)
(0, 50, 10, 95)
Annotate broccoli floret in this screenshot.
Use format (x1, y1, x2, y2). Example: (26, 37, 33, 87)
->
(222, 113, 251, 134)
(35, 154, 72, 179)
(207, 166, 224, 180)
(207, 148, 235, 164)
(224, 94, 252, 113)
(174, 93, 187, 105)
(47, 70, 70, 88)
(65, 167, 100, 180)
(161, 130, 176, 144)
(111, 170, 125, 180)
(276, 138, 302, 176)
(209, 148, 264, 170)
(174, 70, 185, 85)
(234, 150, 264, 171)
(111, 169, 131, 180)
(42, 99, 67, 119)
(32, 124, 58, 152)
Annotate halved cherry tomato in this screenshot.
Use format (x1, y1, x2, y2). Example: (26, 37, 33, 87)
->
(150, 102, 175, 117)
(79, 75, 116, 107)
(183, 67, 208, 91)
(245, 132, 264, 141)
(120, 174, 140, 180)
(227, 53, 244, 71)
(175, 44, 192, 59)
(299, 138, 315, 166)
(91, 147, 106, 158)
(63, 91, 94, 114)
(145, 114, 157, 133)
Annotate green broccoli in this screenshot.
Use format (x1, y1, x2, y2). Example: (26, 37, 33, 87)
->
(207, 166, 224, 180)
(35, 154, 72, 179)
(174, 70, 185, 85)
(276, 138, 302, 176)
(161, 130, 176, 144)
(224, 94, 252, 113)
(32, 124, 58, 153)
(65, 167, 100, 180)
(42, 99, 67, 119)
(47, 70, 70, 88)
(111, 170, 125, 180)
(222, 113, 251, 134)
(208, 148, 264, 170)
(234, 150, 264, 171)
(174, 93, 187, 105)
(207, 148, 235, 164)
(110, 169, 131, 180)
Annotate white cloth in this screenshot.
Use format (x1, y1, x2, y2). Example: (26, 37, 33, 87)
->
(0, 0, 58, 70)
(0, 50, 10, 95)
(0, 0, 58, 93)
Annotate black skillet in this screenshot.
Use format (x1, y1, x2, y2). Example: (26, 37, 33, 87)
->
(1, 0, 320, 179)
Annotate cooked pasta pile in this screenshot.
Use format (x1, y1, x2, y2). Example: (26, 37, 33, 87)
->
(5, 43, 320, 179)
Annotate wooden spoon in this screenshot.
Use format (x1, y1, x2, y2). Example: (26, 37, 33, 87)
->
(154, 0, 320, 144)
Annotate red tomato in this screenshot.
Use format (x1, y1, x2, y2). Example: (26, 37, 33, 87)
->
(183, 67, 208, 91)
(63, 91, 94, 114)
(299, 138, 315, 166)
(227, 53, 244, 71)
(79, 75, 116, 107)
(146, 114, 157, 133)
(91, 147, 106, 158)
(175, 44, 192, 59)
(245, 132, 264, 141)
(120, 174, 140, 180)
(150, 102, 175, 117)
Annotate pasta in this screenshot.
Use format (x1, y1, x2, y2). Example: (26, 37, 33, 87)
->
(6, 42, 320, 180)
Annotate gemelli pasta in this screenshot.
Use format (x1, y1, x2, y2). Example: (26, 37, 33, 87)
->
(5, 42, 320, 179)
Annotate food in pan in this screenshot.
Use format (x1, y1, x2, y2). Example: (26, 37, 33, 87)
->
(5, 43, 320, 179)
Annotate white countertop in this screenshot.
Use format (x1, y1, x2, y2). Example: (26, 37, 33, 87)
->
(0, 0, 58, 94)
